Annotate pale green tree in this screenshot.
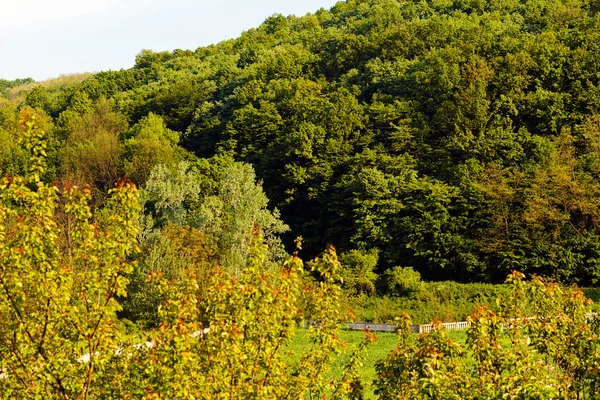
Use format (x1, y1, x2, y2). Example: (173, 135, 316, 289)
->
(144, 160, 289, 275)
(143, 161, 204, 227)
(198, 162, 289, 275)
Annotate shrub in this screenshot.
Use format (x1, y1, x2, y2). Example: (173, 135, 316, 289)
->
(384, 266, 423, 297)
(339, 248, 379, 294)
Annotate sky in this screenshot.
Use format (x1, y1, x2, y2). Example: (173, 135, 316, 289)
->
(0, 0, 340, 81)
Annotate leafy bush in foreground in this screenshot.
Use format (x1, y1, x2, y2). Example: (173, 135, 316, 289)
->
(375, 272, 600, 398)
(0, 111, 140, 398)
(0, 115, 368, 399)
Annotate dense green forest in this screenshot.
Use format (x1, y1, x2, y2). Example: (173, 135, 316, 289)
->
(5, 0, 600, 397)
(4, 0, 600, 297)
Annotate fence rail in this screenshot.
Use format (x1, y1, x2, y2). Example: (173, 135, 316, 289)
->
(334, 312, 598, 334)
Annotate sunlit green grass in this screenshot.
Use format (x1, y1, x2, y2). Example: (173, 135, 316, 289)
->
(287, 328, 469, 399)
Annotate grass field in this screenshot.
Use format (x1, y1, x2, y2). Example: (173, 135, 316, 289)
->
(288, 328, 468, 399)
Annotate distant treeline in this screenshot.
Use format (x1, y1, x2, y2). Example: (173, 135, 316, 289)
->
(0, 77, 34, 93)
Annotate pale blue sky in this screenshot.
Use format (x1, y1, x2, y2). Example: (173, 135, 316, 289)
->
(0, 0, 340, 81)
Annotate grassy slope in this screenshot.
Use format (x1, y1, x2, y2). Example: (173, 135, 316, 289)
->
(5, 73, 90, 102)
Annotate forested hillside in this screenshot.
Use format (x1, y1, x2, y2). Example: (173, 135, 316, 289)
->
(3, 0, 600, 288)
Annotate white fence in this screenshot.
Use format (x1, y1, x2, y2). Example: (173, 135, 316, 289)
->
(342, 320, 471, 333)
(418, 321, 471, 333)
